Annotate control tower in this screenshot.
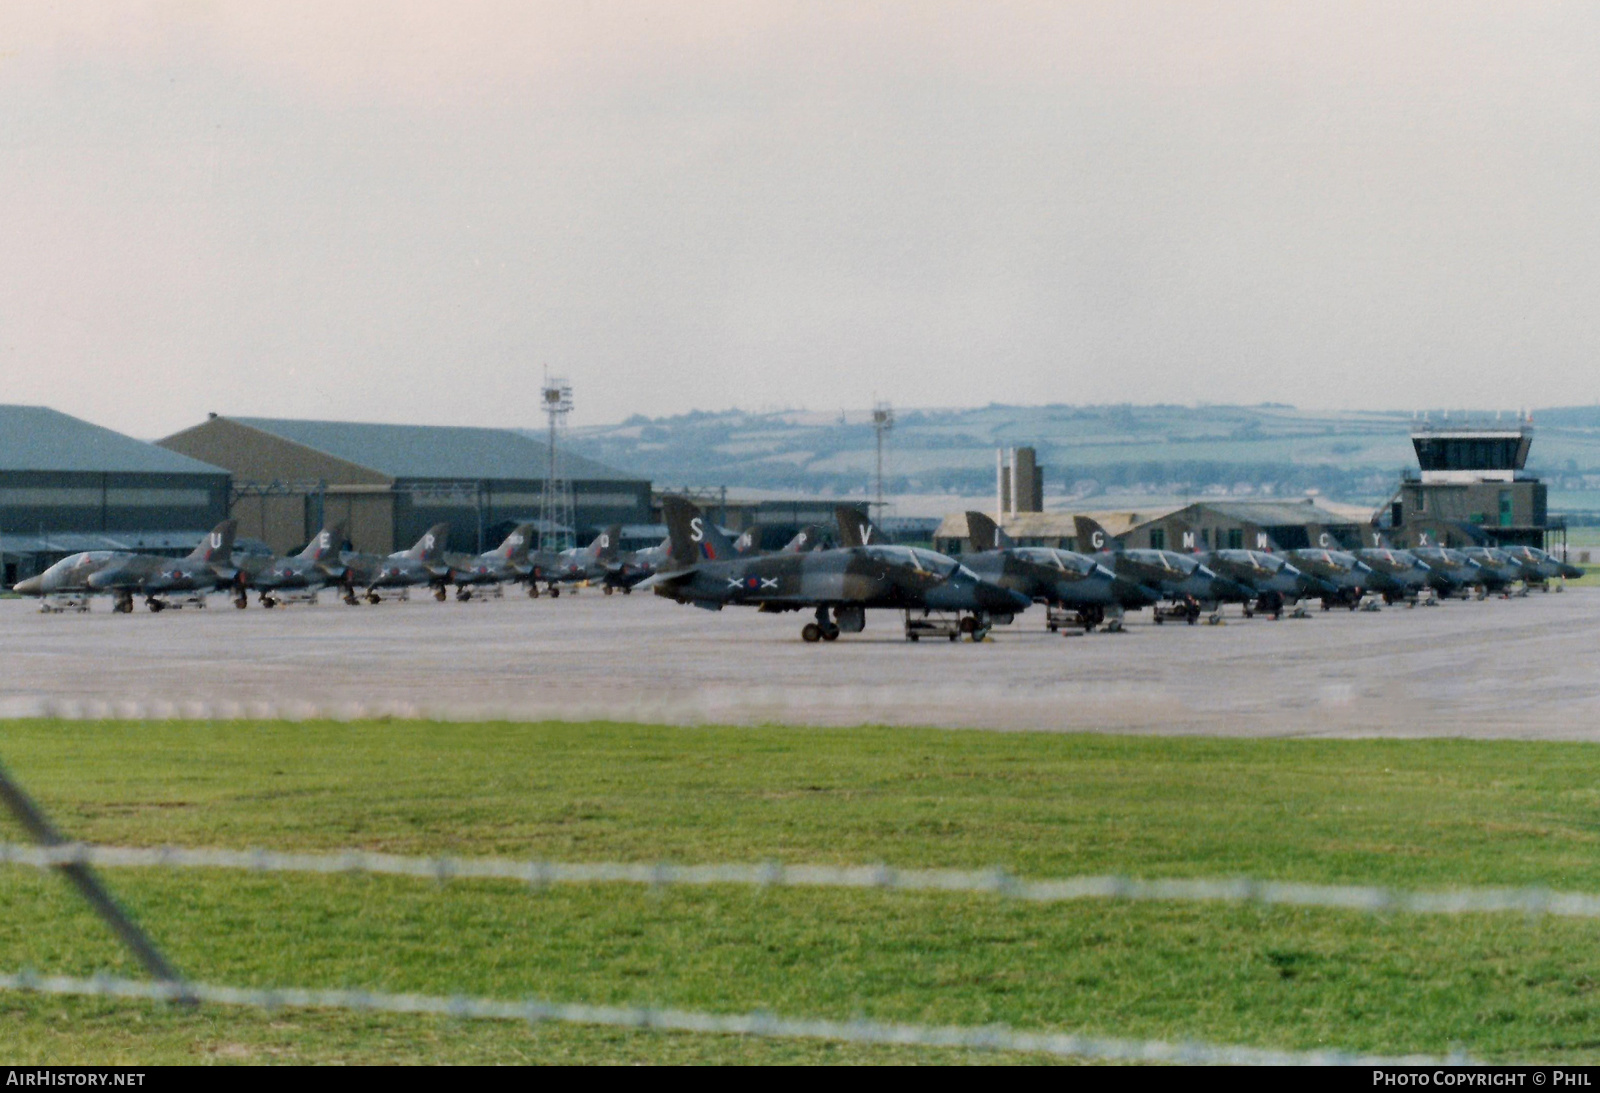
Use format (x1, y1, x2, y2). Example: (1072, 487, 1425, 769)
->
(1386, 418, 1548, 548)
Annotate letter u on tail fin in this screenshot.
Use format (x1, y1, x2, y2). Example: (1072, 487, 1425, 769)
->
(189, 519, 237, 563)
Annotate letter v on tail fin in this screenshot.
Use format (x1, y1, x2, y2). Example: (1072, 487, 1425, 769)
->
(965, 511, 1012, 552)
(834, 505, 877, 548)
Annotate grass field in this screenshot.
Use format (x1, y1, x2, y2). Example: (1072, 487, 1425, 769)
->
(3, 719, 1600, 1064)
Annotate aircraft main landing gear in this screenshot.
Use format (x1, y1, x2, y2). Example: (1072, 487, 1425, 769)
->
(802, 606, 840, 643)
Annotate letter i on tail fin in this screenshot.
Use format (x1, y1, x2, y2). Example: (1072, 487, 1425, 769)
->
(965, 511, 1013, 552)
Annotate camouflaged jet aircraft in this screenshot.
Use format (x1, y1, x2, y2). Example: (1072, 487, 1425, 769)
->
(1343, 530, 1434, 604)
(1245, 524, 1373, 610)
(961, 511, 1158, 630)
(534, 525, 623, 596)
(13, 521, 238, 613)
(245, 523, 349, 607)
(447, 523, 535, 600)
(1167, 519, 1327, 618)
(648, 497, 1029, 642)
(1401, 527, 1489, 597)
(80, 520, 239, 612)
(1500, 543, 1584, 587)
(1071, 516, 1252, 624)
(339, 523, 453, 603)
(1460, 545, 1525, 595)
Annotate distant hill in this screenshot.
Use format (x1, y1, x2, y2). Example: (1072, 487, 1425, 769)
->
(556, 404, 1600, 507)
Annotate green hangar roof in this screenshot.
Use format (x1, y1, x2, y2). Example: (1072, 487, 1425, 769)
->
(226, 417, 631, 481)
(0, 405, 226, 475)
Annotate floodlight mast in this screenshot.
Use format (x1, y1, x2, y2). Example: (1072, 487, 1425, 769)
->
(539, 372, 576, 554)
(871, 401, 894, 516)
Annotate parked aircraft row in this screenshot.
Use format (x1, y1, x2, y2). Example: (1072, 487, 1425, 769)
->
(12, 520, 634, 613)
(643, 499, 1579, 642)
(11, 500, 1581, 642)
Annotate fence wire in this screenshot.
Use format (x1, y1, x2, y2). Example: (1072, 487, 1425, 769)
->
(2, 842, 1595, 918)
(0, 970, 1468, 1066)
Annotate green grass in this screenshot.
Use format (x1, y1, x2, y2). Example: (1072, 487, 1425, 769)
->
(3, 719, 1600, 1063)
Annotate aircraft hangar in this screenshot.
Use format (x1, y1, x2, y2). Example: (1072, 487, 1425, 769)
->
(156, 414, 652, 556)
(0, 404, 230, 585)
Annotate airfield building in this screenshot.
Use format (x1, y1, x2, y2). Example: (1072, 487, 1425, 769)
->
(934, 499, 1364, 554)
(1383, 421, 1551, 549)
(0, 405, 230, 585)
(157, 415, 651, 556)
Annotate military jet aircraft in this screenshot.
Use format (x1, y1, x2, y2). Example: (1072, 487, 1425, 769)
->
(1167, 520, 1325, 619)
(245, 523, 349, 608)
(1248, 524, 1373, 610)
(649, 497, 1029, 642)
(12, 552, 121, 611)
(340, 523, 453, 604)
(961, 511, 1158, 630)
(80, 521, 239, 612)
(1345, 532, 1433, 604)
(1072, 516, 1252, 624)
(1500, 543, 1584, 587)
(447, 523, 535, 600)
(12, 521, 238, 614)
(1460, 545, 1525, 595)
(533, 525, 623, 596)
(1400, 527, 1489, 598)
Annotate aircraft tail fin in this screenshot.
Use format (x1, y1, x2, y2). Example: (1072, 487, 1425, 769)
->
(587, 524, 621, 563)
(1170, 518, 1204, 554)
(188, 519, 237, 563)
(406, 523, 450, 561)
(780, 525, 827, 553)
(1073, 515, 1121, 554)
(965, 511, 1013, 552)
(834, 505, 879, 548)
(661, 496, 740, 565)
(498, 524, 534, 562)
(298, 522, 346, 561)
(1241, 522, 1281, 553)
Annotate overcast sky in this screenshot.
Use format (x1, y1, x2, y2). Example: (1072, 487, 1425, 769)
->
(2, 2, 1597, 436)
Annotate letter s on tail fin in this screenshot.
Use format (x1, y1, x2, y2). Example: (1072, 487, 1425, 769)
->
(965, 511, 1012, 552)
(1073, 515, 1119, 554)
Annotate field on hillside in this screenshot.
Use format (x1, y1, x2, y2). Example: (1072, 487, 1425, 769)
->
(3, 720, 1600, 1064)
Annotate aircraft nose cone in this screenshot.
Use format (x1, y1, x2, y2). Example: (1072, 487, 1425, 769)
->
(12, 576, 42, 595)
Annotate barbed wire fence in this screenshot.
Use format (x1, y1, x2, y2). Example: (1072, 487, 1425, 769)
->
(0, 758, 1494, 1065)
